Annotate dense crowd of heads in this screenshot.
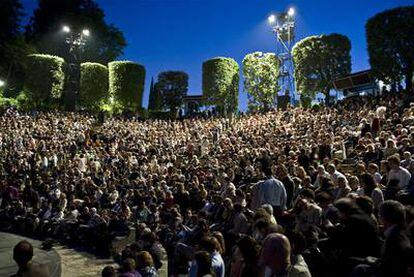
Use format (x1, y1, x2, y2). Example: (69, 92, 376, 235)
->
(2, 91, 414, 277)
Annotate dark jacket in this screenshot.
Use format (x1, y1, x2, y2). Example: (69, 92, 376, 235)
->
(329, 212, 381, 259)
(379, 225, 412, 277)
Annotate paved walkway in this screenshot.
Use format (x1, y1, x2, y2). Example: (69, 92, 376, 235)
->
(0, 232, 61, 277)
(0, 232, 117, 277)
(56, 246, 117, 277)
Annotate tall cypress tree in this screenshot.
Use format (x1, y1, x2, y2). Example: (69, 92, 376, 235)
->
(148, 77, 156, 110)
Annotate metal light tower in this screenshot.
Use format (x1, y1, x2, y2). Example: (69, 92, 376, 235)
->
(268, 7, 296, 103)
(62, 25, 90, 111)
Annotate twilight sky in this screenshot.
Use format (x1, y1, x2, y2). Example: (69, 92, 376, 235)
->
(21, 0, 413, 110)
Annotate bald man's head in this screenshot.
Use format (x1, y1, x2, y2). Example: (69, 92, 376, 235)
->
(13, 240, 33, 267)
(260, 233, 291, 273)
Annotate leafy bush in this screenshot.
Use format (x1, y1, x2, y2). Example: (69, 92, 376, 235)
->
(202, 57, 239, 115)
(0, 89, 31, 110)
(80, 62, 109, 112)
(25, 54, 65, 108)
(15, 91, 31, 110)
(108, 61, 145, 112)
(300, 95, 313, 109)
(99, 95, 124, 115)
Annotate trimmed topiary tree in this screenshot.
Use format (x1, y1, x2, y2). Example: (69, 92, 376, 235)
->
(366, 6, 414, 93)
(243, 52, 279, 111)
(292, 34, 351, 105)
(202, 57, 239, 115)
(25, 54, 65, 108)
(108, 61, 145, 112)
(80, 62, 109, 112)
(148, 77, 163, 111)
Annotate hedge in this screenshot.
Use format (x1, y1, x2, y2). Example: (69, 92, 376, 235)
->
(25, 54, 65, 107)
(108, 61, 145, 112)
(80, 62, 109, 111)
(202, 57, 239, 115)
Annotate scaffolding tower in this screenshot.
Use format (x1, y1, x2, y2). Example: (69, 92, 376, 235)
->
(269, 8, 296, 104)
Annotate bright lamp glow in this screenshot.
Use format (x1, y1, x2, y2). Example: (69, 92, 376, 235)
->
(62, 26, 71, 33)
(0, 80, 4, 87)
(288, 8, 295, 17)
(268, 14, 276, 24)
(82, 29, 90, 36)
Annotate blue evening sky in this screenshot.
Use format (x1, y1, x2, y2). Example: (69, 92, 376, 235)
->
(21, 0, 413, 110)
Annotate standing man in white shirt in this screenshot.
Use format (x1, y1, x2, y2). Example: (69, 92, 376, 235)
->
(251, 164, 287, 216)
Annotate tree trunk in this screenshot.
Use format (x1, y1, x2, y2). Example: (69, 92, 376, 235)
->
(324, 92, 332, 106)
(406, 71, 413, 94)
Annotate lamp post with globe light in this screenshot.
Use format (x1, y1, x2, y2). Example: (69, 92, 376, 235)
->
(268, 7, 297, 106)
(62, 25, 90, 111)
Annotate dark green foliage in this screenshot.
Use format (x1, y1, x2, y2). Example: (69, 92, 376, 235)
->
(0, 38, 35, 97)
(25, 54, 65, 108)
(300, 95, 313, 109)
(242, 52, 279, 111)
(157, 71, 188, 114)
(0, 0, 23, 42)
(292, 34, 351, 99)
(108, 61, 145, 112)
(148, 110, 171, 120)
(148, 77, 162, 111)
(26, 0, 126, 64)
(0, 0, 35, 97)
(148, 77, 155, 110)
(202, 57, 239, 115)
(80, 62, 108, 111)
(0, 91, 31, 111)
(366, 6, 414, 92)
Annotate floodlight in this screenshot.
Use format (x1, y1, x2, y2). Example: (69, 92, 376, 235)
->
(268, 14, 276, 24)
(288, 8, 295, 17)
(63, 25, 71, 33)
(82, 29, 90, 36)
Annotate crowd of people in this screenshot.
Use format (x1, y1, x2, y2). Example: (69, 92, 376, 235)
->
(1, 91, 414, 277)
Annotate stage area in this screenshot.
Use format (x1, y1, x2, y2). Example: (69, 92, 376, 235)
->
(0, 232, 61, 277)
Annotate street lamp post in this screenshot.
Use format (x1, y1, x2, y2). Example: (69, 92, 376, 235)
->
(62, 25, 90, 111)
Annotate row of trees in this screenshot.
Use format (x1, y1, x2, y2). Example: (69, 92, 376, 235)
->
(0, 0, 126, 97)
(16, 54, 145, 112)
(147, 58, 240, 116)
(1, 2, 412, 114)
(247, 5, 414, 109)
(146, 5, 413, 113)
(293, 6, 414, 105)
(147, 54, 276, 115)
